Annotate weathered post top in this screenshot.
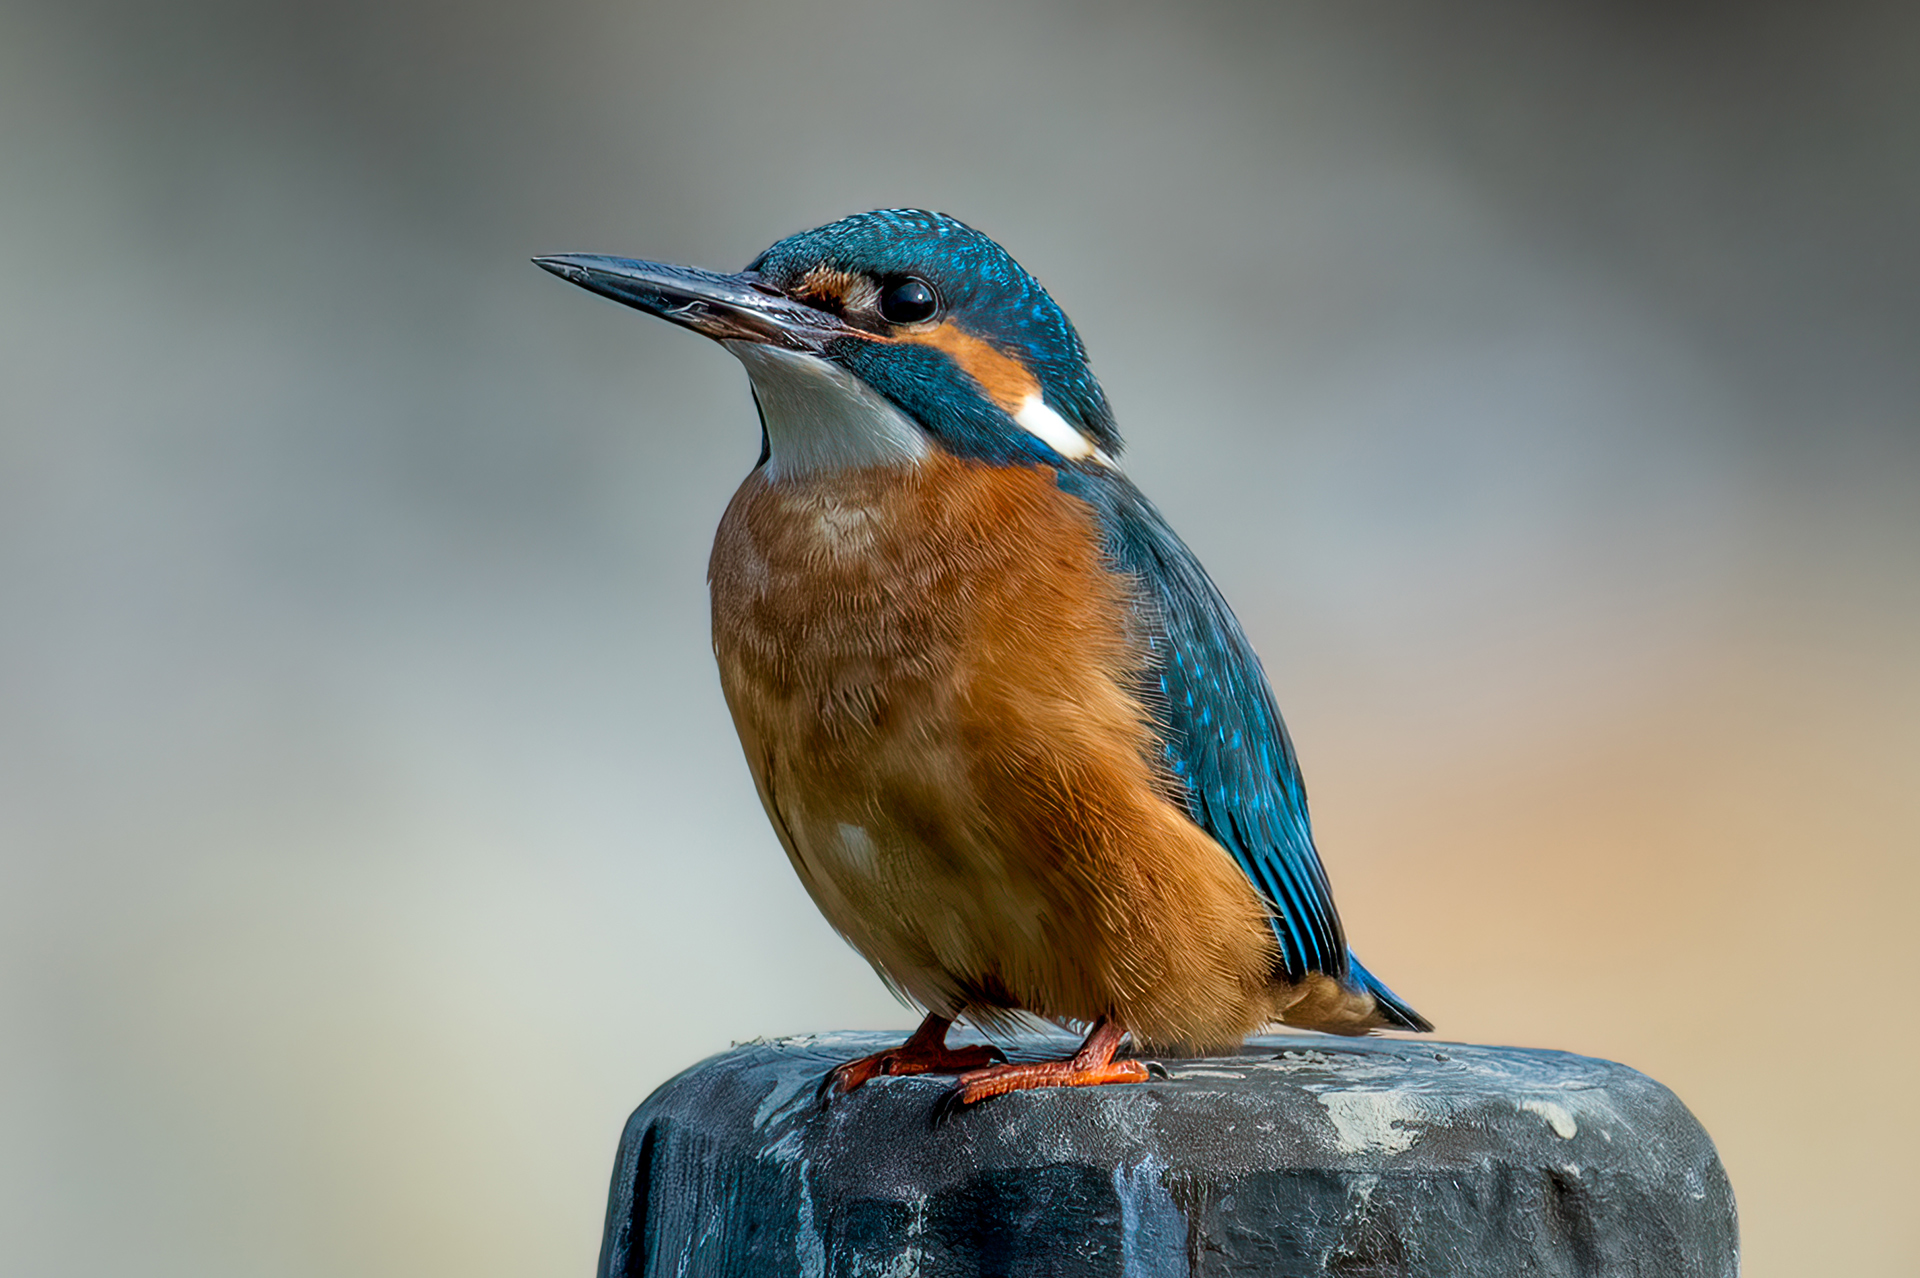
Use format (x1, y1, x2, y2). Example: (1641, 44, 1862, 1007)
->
(599, 1030, 1736, 1277)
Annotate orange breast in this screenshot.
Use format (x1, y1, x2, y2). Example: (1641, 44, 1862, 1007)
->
(707, 452, 1279, 1050)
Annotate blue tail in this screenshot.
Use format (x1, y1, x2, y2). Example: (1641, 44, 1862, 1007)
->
(1348, 953, 1432, 1032)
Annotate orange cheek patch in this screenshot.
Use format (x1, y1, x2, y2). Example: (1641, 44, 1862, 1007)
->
(907, 322, 1041, 414)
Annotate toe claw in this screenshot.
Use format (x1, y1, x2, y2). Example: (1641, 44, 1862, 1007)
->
(818, 1065, 856, 1102)
(929, 1085, 972, 1127)
(1144, 1060, 1170, 1080)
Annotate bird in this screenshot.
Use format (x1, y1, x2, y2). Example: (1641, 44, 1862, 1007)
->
(535, 209, 1429, 1107)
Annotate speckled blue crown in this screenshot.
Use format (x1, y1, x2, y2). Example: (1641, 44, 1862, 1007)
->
(750, 209, 1119, 452)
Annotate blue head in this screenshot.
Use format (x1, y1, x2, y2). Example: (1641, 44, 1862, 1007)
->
(536, 210, 1119, 475)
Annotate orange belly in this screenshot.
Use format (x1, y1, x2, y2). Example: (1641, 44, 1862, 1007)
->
(707, 453, 1280, 1051)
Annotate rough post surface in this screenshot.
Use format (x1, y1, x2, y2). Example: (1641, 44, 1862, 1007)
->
(598, 1030, 1737, 1277)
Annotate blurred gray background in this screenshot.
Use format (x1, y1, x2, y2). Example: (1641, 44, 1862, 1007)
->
(3, 1, 1916, 1274)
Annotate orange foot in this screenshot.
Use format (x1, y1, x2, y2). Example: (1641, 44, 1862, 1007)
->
(825, 1014, 1006, 1096)
(938, 1016, 1150, 1115)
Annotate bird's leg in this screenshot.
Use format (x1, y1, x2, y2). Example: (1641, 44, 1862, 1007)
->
(944, 1015, 1148, 1107)
(826, 1013, 1005, 1095)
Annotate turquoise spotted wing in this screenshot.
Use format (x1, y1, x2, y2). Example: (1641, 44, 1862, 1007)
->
(1061, 470, 1347, 982)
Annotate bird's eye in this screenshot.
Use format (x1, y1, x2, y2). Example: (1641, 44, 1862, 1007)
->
(878, 276, 939, 324)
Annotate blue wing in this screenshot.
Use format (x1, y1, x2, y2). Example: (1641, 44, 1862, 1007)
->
(1060, 468, 1347, 982)
(1059, 468, 1430, 1031)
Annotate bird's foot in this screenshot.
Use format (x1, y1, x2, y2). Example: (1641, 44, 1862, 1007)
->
(945, 1056, 1149, 1106)
(935, 1015, 1148, 1114)
(827, 1042, 1005, 1095)
(823, 1014, 1005, 1096)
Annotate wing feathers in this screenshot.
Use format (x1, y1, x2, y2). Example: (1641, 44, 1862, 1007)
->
(1060, 468, 1349, 983)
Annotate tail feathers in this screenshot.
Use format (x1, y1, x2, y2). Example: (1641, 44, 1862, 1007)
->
(1348, 953, 1433, 1033)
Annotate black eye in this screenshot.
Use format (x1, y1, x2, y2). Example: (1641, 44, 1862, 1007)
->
(878, 276, 939, 324)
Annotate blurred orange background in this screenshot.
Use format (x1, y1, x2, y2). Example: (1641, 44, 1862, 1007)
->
(3, 2, 1915, 1275)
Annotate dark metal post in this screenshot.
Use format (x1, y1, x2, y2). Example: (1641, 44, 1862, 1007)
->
(598, 1031, 1737, 1277)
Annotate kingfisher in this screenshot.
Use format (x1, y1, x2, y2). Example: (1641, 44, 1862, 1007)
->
(536, 209, 1429, 1107)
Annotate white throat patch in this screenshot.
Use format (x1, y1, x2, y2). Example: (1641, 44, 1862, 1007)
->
(725, 342, 931, 478)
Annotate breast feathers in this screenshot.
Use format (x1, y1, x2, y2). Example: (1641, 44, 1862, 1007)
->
(709, 454, 1390, 1049)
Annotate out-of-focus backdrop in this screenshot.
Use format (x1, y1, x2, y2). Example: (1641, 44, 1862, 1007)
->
(3, 1, 1915, 1273)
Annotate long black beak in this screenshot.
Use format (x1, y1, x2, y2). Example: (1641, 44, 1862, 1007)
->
(532, 254, 848, 353)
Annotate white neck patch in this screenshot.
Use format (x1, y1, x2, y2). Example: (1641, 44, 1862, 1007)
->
(725, 342, 931, 478)
(1015, 393, 1112, 465)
